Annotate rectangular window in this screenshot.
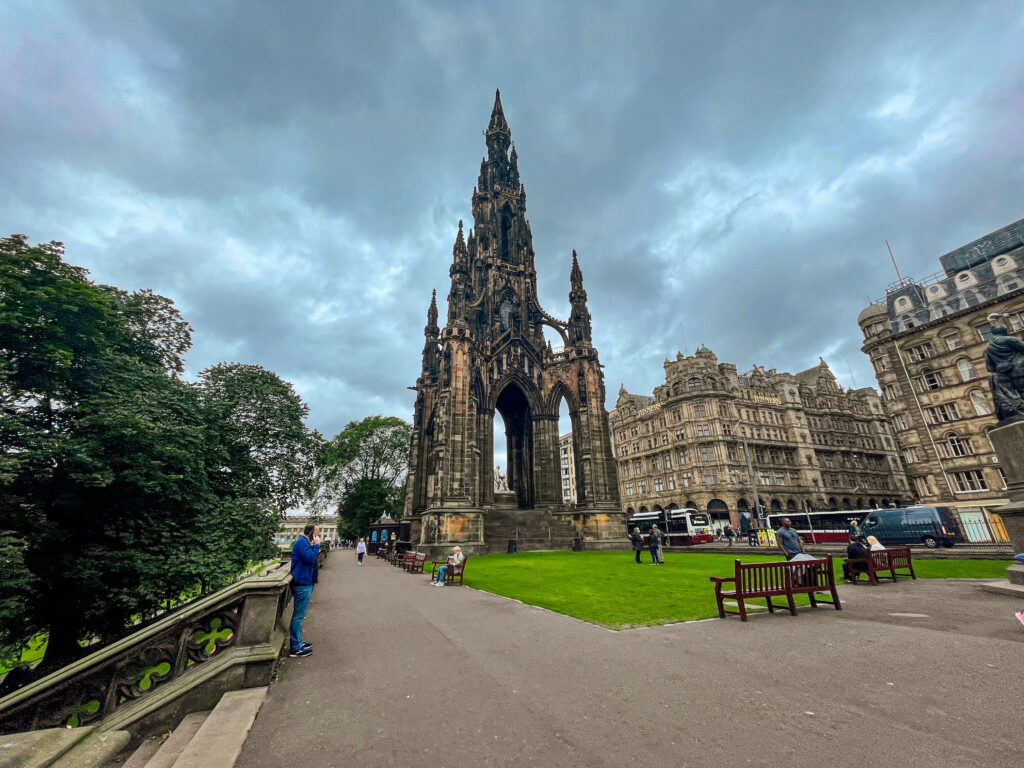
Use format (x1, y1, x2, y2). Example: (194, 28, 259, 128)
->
(667, 476, 675, 490)
(718, 402, 730, 417)
(678, 448, 689, 465)
(664, 454, 672, 469)
(774, 473, 786, 486)
(651, 456, 660, 471)
(924, 403, 960, 424)
(913, 369, 945, 392)
(681, 471, 693, 488)
(654, 477, 664, 492)
(672, 409, 681, 423)
(883, 384, 900, 402)
(893, 413, 908, 431)
(943, 332, 963, 351)
(621, 463, 630, 477)
(730, 470, 740, 484)
(696, 424, 710, 437)
(704, 470, 718, 484)
(625, 481, 634, 496)
(952, 470, 988, 493)
(634, 460, 643, 474)
(902, 447, 919, 464)
(1007, 313, 1024, 332)
(699, 445, 715, 462)
(905, 342, 934, 362)
(727, 444, 738, 461)
(637, 480, 647, 494)
(976, 325, 994, 342)
(723, 423, 733, 435)
(693, 403, 707, 418)
(759, 472, 772, 485)
(675, 429, 685, 441)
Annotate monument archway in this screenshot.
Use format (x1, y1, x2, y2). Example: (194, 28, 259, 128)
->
(403, 91, 623, 554)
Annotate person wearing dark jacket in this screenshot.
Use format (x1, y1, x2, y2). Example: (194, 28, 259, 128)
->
(648, 524, 665, 565)
(289, 523, 320, 657)
(842, 536, 870, 582)
(630, 527, 644, 564)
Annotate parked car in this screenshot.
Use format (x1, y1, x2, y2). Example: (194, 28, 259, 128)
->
(858, 506, 961, 548)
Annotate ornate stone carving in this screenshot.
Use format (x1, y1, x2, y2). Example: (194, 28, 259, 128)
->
(985, 313, 1024, 424)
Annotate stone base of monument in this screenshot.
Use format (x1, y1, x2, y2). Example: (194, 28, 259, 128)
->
(980, 421, 1024, 596)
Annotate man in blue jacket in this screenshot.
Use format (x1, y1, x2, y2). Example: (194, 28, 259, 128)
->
(289, 523, 320, 657)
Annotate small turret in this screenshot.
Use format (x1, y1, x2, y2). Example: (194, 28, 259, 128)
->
(421, 289, 440, 378)
(567, 250, 593, 346)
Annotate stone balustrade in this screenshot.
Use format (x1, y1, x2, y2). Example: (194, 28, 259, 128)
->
(0, 556, 307, 740)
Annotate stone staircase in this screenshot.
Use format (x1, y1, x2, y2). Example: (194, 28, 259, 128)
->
(0, 687, 267, 768)
(484, 494, 578, 552)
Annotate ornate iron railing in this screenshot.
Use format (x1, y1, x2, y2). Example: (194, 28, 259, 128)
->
(0, 561, 295, 735)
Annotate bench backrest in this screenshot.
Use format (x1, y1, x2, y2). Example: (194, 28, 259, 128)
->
(885, 546, 912, 569)
(735, 556, 832, 594)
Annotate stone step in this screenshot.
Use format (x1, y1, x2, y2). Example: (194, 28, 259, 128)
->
(50, 729, 130, 768)
(131, 710, 210, 768)
(118, 734, 163, 768)
(0, 727, 97, 768)
(168, 687, 267, 768)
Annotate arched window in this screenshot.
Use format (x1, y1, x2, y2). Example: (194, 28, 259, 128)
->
(687, 377, 701, 391)
(970, 389, 992, 416)
(997, 274, 1021, 295)
(945, 432, 972, 457)
(956, 358, 974, 382)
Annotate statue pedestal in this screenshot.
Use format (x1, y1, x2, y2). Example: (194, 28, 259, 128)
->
(980, 421, 1024, 596)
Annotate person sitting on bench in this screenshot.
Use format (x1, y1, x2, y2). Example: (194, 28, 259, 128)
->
(866, 535, 886, 551)
(431, 546, 464, 586)
(842, 536, 870, 582)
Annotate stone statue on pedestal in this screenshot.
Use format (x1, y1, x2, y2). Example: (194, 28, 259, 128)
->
(985, 313, 1024, 424)
(494, 465, 510, 493)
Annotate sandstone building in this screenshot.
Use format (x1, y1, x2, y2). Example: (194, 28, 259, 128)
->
(403, 92, 622, 554)
(559, 431, 577, 504)
(609, 347, 911, 529)
(857, 218, 1024, 541)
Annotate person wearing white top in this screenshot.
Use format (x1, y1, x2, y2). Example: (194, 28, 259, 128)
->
(432, 546, 464, 586)
(866, 535, 886, 551)
(356, 538, 366, 565)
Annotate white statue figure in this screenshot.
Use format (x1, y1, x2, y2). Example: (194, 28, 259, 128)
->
(494, 465, 510, 493)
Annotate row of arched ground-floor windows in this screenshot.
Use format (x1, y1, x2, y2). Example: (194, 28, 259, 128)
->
(625, 496, 909, 523)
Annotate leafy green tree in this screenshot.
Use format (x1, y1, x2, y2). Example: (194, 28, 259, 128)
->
(197, 363, 320, 515)
(310, 415, 411, 537)
(0, 235, 313, 670)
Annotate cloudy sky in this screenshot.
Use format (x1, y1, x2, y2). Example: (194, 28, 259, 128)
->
(4, 1, 1024, 444)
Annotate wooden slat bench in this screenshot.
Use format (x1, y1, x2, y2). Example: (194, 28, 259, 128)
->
(430, 556, 469, 586)
(403, 552, 427, 573)
(845, 546, 916, 583)
(710, 556, 841, 622)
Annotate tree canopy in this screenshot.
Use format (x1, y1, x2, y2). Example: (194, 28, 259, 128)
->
(309, 415, 411, 538)
(0, 235, 317, 669)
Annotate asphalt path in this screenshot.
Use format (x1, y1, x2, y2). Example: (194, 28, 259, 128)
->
(236, 553, 1023, 768)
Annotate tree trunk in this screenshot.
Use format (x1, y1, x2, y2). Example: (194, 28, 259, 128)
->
(38, 621, 85, 674)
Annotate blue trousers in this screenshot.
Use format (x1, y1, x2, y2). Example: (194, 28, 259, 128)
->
(290, 584, 313, 651)
(436, 565, 448, 584)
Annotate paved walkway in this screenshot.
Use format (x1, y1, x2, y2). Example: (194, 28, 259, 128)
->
(237, 555, 1022, 768)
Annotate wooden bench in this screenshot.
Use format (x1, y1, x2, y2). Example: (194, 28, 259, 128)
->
(403, 552, 427, 573)
(845, 546, 915, 583)
(710, 556, 841, 622)
(430, 556, 469, 586)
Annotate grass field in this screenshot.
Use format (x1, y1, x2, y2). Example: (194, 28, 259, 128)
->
(463, 551, 1010, 629)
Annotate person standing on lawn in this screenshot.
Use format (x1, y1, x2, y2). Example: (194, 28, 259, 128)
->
(289, 523, 320, 657)
(775, 517, 805, 560)
(630, 527, 644, 563)
(648, 524, 665, 565)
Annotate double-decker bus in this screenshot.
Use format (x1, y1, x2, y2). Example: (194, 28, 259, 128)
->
(628, 508, 713, 546)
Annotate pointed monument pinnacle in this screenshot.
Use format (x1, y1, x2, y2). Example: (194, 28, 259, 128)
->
(570, 249, 584, 290)
(488, 88, 510, 137)
(454, 219, 466, 253)
(425, 289, 439, 337)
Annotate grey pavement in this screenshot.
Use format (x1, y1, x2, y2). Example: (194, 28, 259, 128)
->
(236, 553, 1023, 768)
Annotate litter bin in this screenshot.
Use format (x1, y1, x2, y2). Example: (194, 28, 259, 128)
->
(572, 538, 584, 552)
(507, 539, 518, 554)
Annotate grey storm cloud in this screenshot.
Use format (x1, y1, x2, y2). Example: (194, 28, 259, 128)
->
(3, 0, 1024, 440)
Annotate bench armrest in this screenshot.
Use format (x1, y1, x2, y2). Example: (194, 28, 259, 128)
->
(709, 576, 735, 585)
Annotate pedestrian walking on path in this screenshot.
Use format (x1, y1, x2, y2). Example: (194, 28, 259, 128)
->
(356, 537, 366, 565)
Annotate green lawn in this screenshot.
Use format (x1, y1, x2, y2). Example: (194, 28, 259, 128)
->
(463, 551, 1010, 630)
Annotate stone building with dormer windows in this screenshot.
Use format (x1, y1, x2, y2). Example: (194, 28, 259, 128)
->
(857, 218, 1024, 541)
(609, 346, 911, 530)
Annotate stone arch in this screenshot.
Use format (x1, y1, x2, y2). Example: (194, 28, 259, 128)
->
(684, 499, 698, 510)
(493, 379, 538, 508)
(546, 377, 581, 416)
(542, 320, 570, 348)
(785, 499, 797, 512)
(769, 499, 783, 512)
(828, 496, 839, 511)
(707, 498, 730, 526)
(639, 505, 649, 514)
(868, 498, 878, 508)
(841, 497, 852, 509)
(666, 502, 680, 510)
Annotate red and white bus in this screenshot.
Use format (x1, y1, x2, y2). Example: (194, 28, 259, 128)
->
(765, 511, 861, 543)
(628, 508, 714, 546)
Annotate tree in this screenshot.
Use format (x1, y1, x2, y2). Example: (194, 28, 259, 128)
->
(197, 363, 320, 515)
(0, 236, 313, 670)
(309, 416, 411, 537)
